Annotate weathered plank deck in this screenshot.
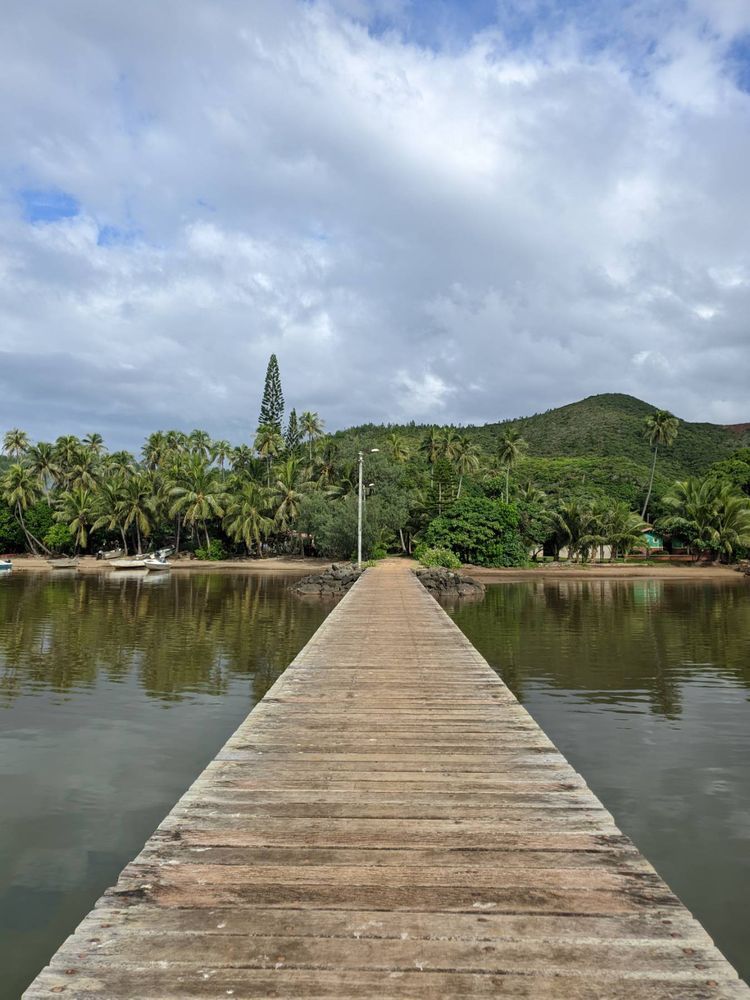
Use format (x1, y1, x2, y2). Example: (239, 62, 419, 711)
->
(25, 561, 749, 998)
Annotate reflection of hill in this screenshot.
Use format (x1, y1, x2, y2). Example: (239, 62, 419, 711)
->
(0, 574, 328, 706)
(450, 581, 750, 720)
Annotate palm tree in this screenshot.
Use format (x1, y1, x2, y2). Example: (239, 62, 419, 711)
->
(55, 486, 96, 552)
(212, 439, 232, 479)
(587, 501, 649, 562)
(230, 444, 256, 477)
(419, 428, 442, 483)
(142, 431, 167, 470)
(26, 442, 59, 501)
(254, 424, 285, 487)
(713, 487, 750, 561)
(1, 463, 49, 553)
(300, 411, 324, 462)
(659, 477, 719, 557)
(104, 450, 137, 475)
(439, 428, 460, 463)
(497, 428, 527, 503)
(453, 435, 481, 498)
(169, 457, 227, 549)
(272, 458, 313, 545)
(386, 431, 410, 464)
(119, 472, 156, 554)
(92, 477, 130, 553)
(552, 500, 595, 562)
(82, 432, 106, 456)
(641, 410, 679, 519)
(188, 429, 213, 460)
(2, 428, 29, 460)
(660, 477, 750, 561)
(224, 483, 273, 557)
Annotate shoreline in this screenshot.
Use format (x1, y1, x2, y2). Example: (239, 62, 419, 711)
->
(3, 554, 745, 582)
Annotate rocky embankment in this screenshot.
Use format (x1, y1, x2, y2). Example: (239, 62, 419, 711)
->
(415, 567, 485, 598)
(292, 562, 364, 596)
(737, 560, 750, 576)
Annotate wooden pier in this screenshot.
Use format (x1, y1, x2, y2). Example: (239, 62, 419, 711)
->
(25, 561, 749, 998)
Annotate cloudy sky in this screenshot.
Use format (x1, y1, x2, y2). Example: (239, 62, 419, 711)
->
(1, 0, 749, 449)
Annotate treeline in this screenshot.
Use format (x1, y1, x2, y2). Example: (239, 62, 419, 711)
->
(2, 365, 750, 565)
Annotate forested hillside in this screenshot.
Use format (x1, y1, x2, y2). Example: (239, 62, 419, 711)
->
(334, 394, 748, 482)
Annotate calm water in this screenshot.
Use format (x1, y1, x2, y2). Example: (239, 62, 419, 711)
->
(449, 579, 750, 984)
(0, 571, 328, 1000)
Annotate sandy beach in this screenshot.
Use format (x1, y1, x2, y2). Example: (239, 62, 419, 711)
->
(4, 554, 746, 582)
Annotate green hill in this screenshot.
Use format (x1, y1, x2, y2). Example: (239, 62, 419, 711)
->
(335, 393, 748, 480)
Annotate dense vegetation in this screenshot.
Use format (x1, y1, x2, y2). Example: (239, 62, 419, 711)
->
(2, 377, 750, 565)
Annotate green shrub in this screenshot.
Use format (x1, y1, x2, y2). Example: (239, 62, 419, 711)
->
(195, 539, 227, 561)
(424, 496, 527, 567)
(370, 544, 388, 560)
(418, 546, 461, 569)
(44, 522, 75, 554)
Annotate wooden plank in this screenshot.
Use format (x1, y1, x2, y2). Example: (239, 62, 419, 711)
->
(23, 560, 749, 998)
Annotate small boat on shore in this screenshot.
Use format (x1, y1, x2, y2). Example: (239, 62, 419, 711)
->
(48, 557, 79, 570)
(99, 548, 125, 561)
(144, 558, 170, 572)
(0, 559, 11, 572)
(110, 558, 148, 570)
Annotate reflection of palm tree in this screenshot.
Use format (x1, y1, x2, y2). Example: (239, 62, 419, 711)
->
(641, 410, 678, 519)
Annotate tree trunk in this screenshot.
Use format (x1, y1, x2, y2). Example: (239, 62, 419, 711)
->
(398, 528, 406, 553)
(505, 467, 510, 504)
(204, 524, 211, 549)
(457, 474, 463, 499)
(16, 503, 50, 555)
(120, 527, 128, 554)
(641, 445, 658, 519)
(175, 515, 181, 555)
(135, 521, 142, 555)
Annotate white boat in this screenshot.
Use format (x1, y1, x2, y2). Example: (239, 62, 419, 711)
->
(144, 558, 170, 572)
(109, 557, 148, 570)
(0, 559, 11, 572)
(48, 557, 79, 570)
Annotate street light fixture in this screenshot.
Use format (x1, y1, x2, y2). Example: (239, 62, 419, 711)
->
(357, 448, 379, 568)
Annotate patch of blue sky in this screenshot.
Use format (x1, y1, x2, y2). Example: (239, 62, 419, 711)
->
(726, 34, 750, 93)
(18, 188, 79, 223)
(96, 224, 141, 247)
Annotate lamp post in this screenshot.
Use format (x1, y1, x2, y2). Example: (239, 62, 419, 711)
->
(357, 448, 379, 568)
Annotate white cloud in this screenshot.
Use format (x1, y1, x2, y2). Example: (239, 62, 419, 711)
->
(0, 0, 749, 447)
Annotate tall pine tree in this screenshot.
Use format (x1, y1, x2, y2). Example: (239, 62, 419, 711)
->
(285, 408, 301, 453)
(258, 354, 284, 433)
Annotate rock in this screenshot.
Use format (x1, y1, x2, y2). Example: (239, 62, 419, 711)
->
(292, 563, 365, 597)
(415, 566, 485, 599)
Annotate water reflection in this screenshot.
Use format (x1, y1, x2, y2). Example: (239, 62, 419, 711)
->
(450, 579, 750, 985)
(449, 579, 750, 718)
(0, 571, 323, 706)
(0, 571, 328, 999)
